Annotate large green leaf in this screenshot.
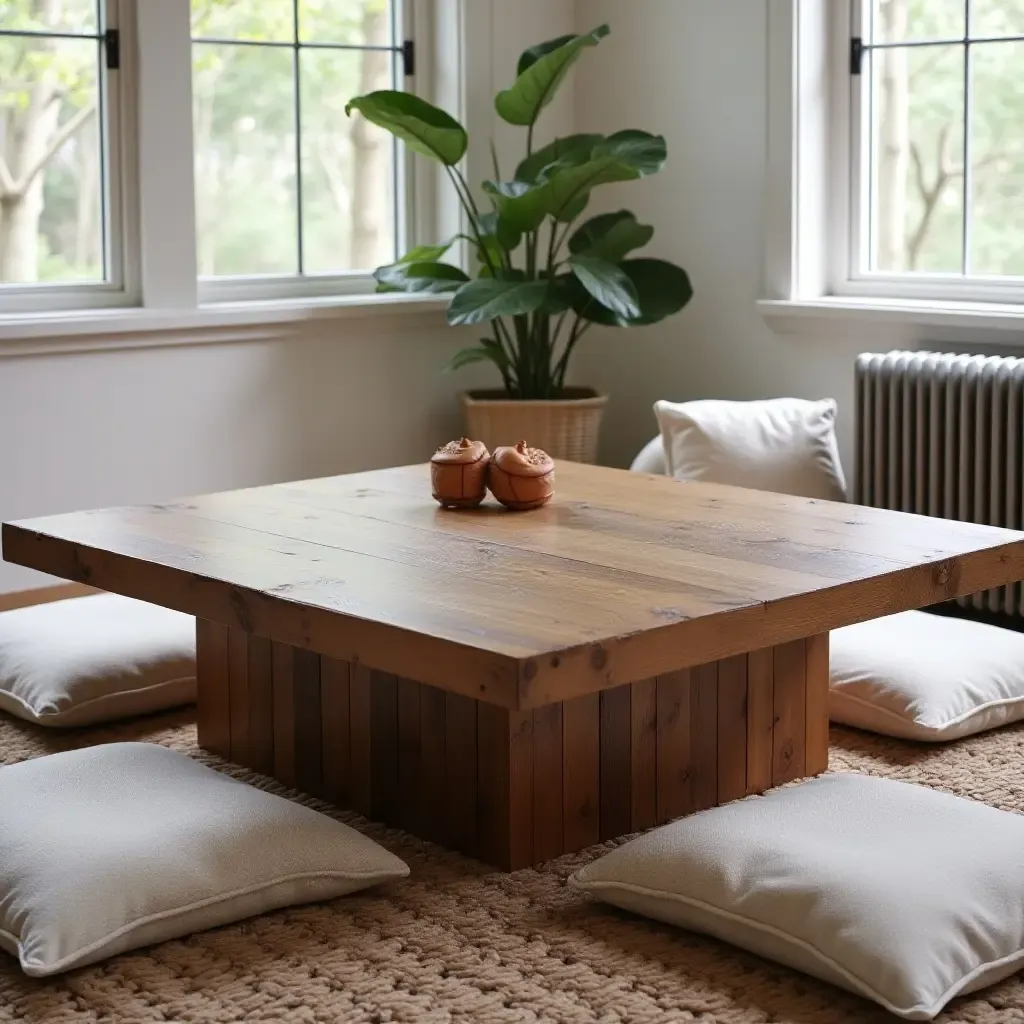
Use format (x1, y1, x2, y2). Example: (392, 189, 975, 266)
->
(446, 339, 511, 374)
(570, 255, 641, 319)
(345, 91, 467, 166)
(516, 34, 576, 77)
(572, 258, 692, 326)
(495, 25, 610, 127)
(594, 131, 668, 176)
(375, 261, 469, 294)
(515, 133, 603, 184)
(478, 210, 522, 252)
(447, 279, 550, 326)
(569, 211, 654, 262)
(396, 239, 456, 264)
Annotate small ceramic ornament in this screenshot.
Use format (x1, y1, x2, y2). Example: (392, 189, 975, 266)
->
(430, 437, 490, 508)
(488, 441, 556, 510)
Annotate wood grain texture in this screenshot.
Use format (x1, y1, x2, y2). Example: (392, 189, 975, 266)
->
(293, 649, 323, 796)
(196, 619, 230, 758)
(397, 678, 422, 833)
(271, 640, 296, 786)
(746, 647, 774, 795)
(692, 662, 719, 812)
(716, 654, 748, 804)
(599, 684, 632, 841)
(532, 702, 563, 862)
(419, 683, 447, 845)
(8, 462, 1024, 711)
(656, 670, 692, 824)
(246, 635, 274, 776)
(477, 702, 511, 869)
(320, 655, 351, 805)
(349, 665, 373, 817)
(227, 628, 250, 765)
(562, 694, 600, 852)
(445, 692, 477, 857)
(772, 639, 807, 786)
(804, 632, 830, 777)
(630, 677, 657, 832)
(370, 671, 398, 822)
(508, 710, 534, 870)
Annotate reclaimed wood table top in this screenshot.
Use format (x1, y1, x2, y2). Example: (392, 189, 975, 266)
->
(5, 461, 1024, 710)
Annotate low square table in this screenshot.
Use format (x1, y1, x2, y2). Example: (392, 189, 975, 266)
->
(5, 462, 1024, 869)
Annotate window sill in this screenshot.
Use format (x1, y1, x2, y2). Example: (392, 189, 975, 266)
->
(0, 293, 450, 358)
(759, 296, 1024, 346)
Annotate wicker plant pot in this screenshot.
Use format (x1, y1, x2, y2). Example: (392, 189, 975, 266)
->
(461, 388, 608, 464)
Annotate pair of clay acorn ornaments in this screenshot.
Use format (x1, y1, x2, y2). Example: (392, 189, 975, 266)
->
(431, 438, 555, 511)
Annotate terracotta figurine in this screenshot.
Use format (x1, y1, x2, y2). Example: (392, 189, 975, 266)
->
(430, 437, 491, 508)
(488, 441, 556, 510)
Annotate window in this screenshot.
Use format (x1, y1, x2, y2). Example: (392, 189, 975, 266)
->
(0, 0, 124, 309)
(0, 0, 416, 318)
(191, 0, 406, 296)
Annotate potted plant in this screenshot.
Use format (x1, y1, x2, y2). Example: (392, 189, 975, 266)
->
(346, 24, 691, 463)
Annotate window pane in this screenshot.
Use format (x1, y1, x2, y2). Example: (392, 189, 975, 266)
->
(971, 0, 1024, 38)
(4, 0, 97, 35)
(191, 0, 293, 43)
(0, 34, 103, 284)
(192, 43, 298, 277)
(970, 41, 1024, 276)
(871, 0, 964, 44)
(298, 0, 392, 46)
(870, 44, 964, 273)
(300, 48, 395, 273)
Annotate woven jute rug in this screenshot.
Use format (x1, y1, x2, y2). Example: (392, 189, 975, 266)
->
(2, 709, 1024, 1024)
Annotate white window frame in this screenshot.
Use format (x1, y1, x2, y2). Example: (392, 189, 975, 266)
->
(0, 0, 138, 314)
(0, 0, 458, 327)
(761, 0, 1024, 338)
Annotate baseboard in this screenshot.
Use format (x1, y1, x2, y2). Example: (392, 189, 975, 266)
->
(0, 582, 99, 613)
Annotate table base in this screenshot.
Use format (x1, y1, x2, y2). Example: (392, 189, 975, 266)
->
(196, 621, 829, 870)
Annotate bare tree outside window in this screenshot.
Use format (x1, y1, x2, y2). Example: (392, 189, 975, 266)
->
(868, 0, 1024, 277)
(0, 0, 105, 285)
(191, 0, 398, 280)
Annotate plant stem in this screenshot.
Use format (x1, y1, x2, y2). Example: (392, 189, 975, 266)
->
(555, 315, 593, 391)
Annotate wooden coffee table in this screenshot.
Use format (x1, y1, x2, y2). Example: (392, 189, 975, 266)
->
(5, 462, 1024, 869)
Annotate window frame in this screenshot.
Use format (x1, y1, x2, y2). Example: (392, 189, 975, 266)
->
(0, 0, 137, 314)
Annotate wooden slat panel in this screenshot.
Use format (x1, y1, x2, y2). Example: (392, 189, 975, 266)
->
(271, 641, 296, 787)
(773, 638, 807, 785)
(716, 654, 748, 803)
(320, 655, 351, 805)
(418, 683, 447, 845)
(562, 693, 600, 852)
(293, 649, 323, 796)
(508, 710, 534, 870)
(247, 635, 275, 776)
(227, 628, 250, 765)
(397, 677, 422, 833)
(196, 619, 230, 758)
(804, 632, 830, 777)
(692, 661, 719, 811)
(477, 702, 511, 868)
(445, 693, 477, 856)
(655, 670, 692, 824)
(630, 677, 657, 832)
(349, 665, 373, 817)
(370, 671, 399, 822)
(599, 684, 632, 841)
(746, 647, 774, 794)
(532, 702, 563, 862)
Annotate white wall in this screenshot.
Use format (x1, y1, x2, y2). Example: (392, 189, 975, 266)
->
(571, 0, 873, 470)
(0, 0, 576, 595)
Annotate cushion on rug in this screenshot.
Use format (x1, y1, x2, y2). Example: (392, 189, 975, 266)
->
(0, 594, 196, 727)
(570, 773, 1024, 1021)
(0, 742, 409, 976)
(830, 610, 1024, 741)
(654, 397, 847, 501)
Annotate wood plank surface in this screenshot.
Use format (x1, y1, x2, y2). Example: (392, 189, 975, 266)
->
(320, 655, 351, 805)
(227, 627, 250, 765)
(508, 710, 534, 870)
(656, 670, 692, 823)
(271, 640, 296, 786)
(562, 694, 600, 852)
(7, 462, 1024, 712)
(692, 662, 719, 812)
(397, 677, 422, 833)
(716, 654, 748, 803)
(196, 619, 230, 758)
(629, 677, 657, 832)
(772, 639, 807, 786)
(293, 649, 323, 796)
(419, 683, 447, 845)
(370, 671, 399, 822)
(445, 692, 478, 856)
(246, 635, 275, 776)
(599, 684, 632, 841)
(745, 647, 774, 795)
(804, 632, 830, 776)
(349, 665, 373, 817)
(532, 702, 563, 862)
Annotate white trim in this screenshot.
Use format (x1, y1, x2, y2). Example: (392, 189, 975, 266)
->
(0, 293, 449, 355)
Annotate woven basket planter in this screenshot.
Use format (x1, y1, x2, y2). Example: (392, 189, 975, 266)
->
(462, 389, 608, 464)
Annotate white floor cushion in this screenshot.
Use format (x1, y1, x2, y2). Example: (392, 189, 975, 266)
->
(0, 742, 409, 976)
(629, 435, 667, 475)
(571, 773, 1024, 1020)
(830, 610, 1024, 741)
(0, 594, 196, 727)
(654, 397, 847, 501)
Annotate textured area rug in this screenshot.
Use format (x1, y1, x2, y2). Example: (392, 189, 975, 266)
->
(3, 709, 1024, 1024)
